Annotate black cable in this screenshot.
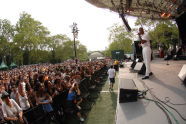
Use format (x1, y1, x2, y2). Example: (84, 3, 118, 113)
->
(144, 97, 182, 124)
(154, 100, 173, 124)
(153, 95, 186, 121)
(138, 91, 172, 124)
(140, 80, 186, 121)
(164, 97, 186, 105)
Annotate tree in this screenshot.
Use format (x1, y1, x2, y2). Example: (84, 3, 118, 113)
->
(14, 12, 50, 65)
(47, 34, 70, 63)
(135, 17, 159, 31)
(77, 43, 88, 61)
(149, 22, 179, 49)
(60, 40, 88, 61)
(105, 23, 133, 57)
(0, 19, 15, 65)
(135, 18, 179, 50)
(0, 12, 88, 65)
(108, 23, 134, 41)
(105, 38, 132, 57)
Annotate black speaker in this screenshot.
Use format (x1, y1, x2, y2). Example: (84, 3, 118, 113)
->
(184, 78, 186, 86)
(119, 79, 138, 103)
(120, 64, 124, 68)
(138, 63, 146, 75)
(134, 62, 143, 71)
(111, 50, 124, 60)
(130, 61, 136, 69)
(178, 64, 186, 85)
(134, 41, 142, 55)
(119, 89, 138, 103)
(133, 41, 142, 60)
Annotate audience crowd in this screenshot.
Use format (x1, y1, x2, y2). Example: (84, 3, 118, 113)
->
(0, 60, 109, 124)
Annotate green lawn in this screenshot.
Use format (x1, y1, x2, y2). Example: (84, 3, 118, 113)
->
(85, 75, 118, 124)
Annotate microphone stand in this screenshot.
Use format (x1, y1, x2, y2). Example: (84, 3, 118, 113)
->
(166, 59, 169, 65)
(166, 52, 169, 65)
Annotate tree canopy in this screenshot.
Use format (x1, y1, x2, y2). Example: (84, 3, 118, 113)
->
(104, 18, 179, 58)
(105, 24, 133, 57)
(0, 12, 88, 66)
(135, 17, 179, 49)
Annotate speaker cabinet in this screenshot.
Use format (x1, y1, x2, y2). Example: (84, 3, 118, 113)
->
(119, 79, 138, 103)
(134, 62, 143, 71)
(138, 63, 146, 75)
(178, 64, 186, 85)
(130, 61, 136, 69)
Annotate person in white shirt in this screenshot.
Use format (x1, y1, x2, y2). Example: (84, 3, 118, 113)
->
(10, 85, 17, 101)
(107, 65, 116, 90)
(138, 27, 153, 79)
(16, 85, 30, 111)
(1, 92, 24, 124)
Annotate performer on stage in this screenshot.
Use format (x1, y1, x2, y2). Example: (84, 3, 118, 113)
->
(138, 27, 153, 79)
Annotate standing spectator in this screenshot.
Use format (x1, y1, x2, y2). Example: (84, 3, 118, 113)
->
(66, 83, 84, 122)
(27, 87, 36, 107)
(0, 84, 6, 123)
(36, 84, 53, 113)
(1, 92, 24, 124)
(114, 60, 119, 71)
(10, 85, 18, 101)
(107, 65, 116, 90)
(16, 84, 30, 112)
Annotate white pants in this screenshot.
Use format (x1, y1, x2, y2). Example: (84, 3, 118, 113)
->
(142, 47, 151, 76)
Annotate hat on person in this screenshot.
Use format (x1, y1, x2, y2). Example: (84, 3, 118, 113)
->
(1, 91, 9, 99)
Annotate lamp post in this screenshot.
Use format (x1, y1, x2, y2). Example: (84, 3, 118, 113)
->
(71, 22, 79, 64)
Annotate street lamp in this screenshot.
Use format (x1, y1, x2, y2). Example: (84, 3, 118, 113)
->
(71, 22, 79, 64)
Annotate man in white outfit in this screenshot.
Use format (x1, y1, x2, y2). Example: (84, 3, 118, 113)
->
(138, 27, 153, 79)
(108, 65, 116, 90)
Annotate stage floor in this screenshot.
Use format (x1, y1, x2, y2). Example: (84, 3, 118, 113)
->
(116, 59, 186, 124)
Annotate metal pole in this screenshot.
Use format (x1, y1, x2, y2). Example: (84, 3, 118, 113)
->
(73, 36, 77, 60)
(71, 22, 78, 64)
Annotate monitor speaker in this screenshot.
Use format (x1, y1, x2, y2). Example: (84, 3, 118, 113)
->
(178, 64, 186, 85)
(130, 61, 136, 69)
(133, 62, 146, 75)
(138, 63, 146, 75)
(134, 62, 143, 71)
(119, 79, 138, 103)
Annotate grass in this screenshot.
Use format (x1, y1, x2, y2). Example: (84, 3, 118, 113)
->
(64, 73, 119, 124)
(85, 74, 118, 124)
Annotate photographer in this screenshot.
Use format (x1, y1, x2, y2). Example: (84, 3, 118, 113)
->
(66, 82, 84, 122)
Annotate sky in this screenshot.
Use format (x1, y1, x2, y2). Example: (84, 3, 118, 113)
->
(0, 0, 136, 51)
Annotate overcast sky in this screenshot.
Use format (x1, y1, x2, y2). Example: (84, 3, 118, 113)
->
(0, 0, 136, 51)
